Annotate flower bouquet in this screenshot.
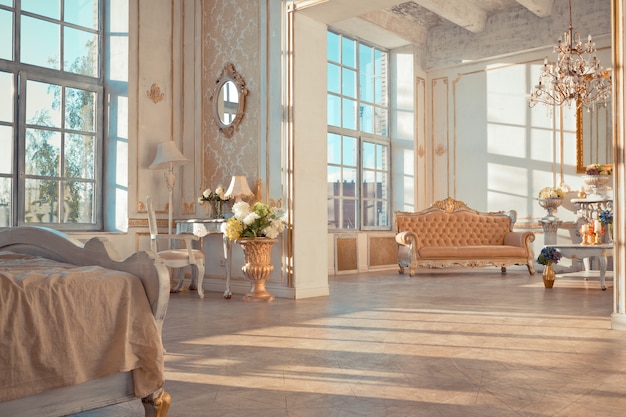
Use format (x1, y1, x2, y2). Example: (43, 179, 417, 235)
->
(224, 201, 286, 241)
(599, 209, 614, 243)
(537, 247, 562, 266)
(198, 186, 230, 218)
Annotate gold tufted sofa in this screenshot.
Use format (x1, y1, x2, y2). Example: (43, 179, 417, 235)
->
(395, 198, 535, 276)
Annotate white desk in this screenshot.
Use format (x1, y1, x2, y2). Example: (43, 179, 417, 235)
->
(176, 218, 233, 299)
(546, 244, 613, 290)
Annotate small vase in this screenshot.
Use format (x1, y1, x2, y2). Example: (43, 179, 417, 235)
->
(209, 200, 223, 219)
(542, 264, 555, 288)
(607, 223, 613, 244)
(237, 238, 277, 302)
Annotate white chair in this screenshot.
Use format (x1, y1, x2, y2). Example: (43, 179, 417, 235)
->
(146, 195, 206, 298)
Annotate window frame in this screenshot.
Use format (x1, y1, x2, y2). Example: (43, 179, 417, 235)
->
(327, 30, 391, 232)
(0, 0, 104, 231)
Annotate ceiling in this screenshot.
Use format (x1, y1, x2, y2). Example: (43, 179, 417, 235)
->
(296, 0, 555, 48)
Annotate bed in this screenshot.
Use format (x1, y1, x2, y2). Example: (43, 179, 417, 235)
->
(0, 226, 171, 417)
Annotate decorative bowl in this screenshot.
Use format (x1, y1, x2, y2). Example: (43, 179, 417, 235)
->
(538, 198, 563, 218)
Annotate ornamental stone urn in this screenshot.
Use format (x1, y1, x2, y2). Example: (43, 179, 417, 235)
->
(237, 238, 277, 302)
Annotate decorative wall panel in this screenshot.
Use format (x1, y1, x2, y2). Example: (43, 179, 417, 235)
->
(202, 0, 260, 192)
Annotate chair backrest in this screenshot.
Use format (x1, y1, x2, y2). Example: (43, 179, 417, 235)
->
(146, 196, 159, 253)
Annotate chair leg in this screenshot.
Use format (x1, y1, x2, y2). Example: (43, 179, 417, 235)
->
(194, 261, 205, 298)
(171, 267, 186, 293)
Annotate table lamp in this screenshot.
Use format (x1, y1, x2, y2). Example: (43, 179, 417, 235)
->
(225, 175, 255, 202)
(149, 140, 189, 243)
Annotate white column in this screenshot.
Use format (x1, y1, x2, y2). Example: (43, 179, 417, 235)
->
(611, 0, 626, 329)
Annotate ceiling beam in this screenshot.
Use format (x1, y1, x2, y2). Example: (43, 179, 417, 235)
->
(294, 0, 404, 23)
(515, 0, 554, 18)
(360, 10, 426, 45)
(410, 0, 487, 33)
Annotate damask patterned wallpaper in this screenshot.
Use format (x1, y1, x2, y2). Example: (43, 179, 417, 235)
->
(202, 0, 260, 191)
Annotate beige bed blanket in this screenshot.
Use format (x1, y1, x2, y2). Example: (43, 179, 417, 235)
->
(0, 251, 164, 403)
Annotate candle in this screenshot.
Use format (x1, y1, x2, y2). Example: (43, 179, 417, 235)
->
(582, 224, 589, 234)
(595, 220, 601, 233)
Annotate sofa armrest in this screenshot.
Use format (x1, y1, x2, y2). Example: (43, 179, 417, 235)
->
(504, 231, 535, 248)
(396, 230, 418, 247)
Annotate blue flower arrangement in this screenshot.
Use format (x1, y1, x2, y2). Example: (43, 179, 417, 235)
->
(599, 210, 613, 225)
(537, 247, 562, 266)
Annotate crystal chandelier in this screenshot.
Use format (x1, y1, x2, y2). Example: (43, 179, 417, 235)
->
(528, 0, 611, 109)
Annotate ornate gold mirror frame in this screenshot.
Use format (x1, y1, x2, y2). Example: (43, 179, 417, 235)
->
(576, 70, 612, 173)
(210, 63, 248, 138)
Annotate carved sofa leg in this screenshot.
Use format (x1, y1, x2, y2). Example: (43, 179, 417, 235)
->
(142, 388, 171, 417)
(527, 263, 535, 275)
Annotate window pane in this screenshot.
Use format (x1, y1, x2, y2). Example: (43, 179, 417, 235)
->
(327, 63, 340, 94)
(362, 142, 375, 169)
(328, 133, 341, 165)
(65, 133, 95, 178)
(64, 27, 98, 76)
(376, 144, 385, 169)
(21, 0, 60, 19)
(360, 44, 373, 102)
(0, 177, 11, 227)
(342, 68, 356, 98)
(360, 104, 372, 134)
(0, 126, 13, 174)
(327, 197, 339, 228)
(0, 72, 13, 122)
(374, 50, 387, 106)
(362, 170, 376, 198)
(375, 107, 388, 136)
(342, 199, 356, 229)
(327, 31, 340, 63)
(327, 94, 340, 127)
(26, 80, 62, 128)
(0, 0, 13, 6)
(64, 0, 99, 29)
(342, 37, 355, 68)
(343, 136, 357, 167)
(341, 98, 356, 130)
(343, 168, 357, 195)
(24, 178, 59, 223)
(21, 16, 60, 69)
(65, 180, 94, 222)
(362, 199, 387, 227)
(377, 172, 388, 199)
(25, 128, 61, 176)
(0, 9, 13, 60)
(65, 88, 96, 132)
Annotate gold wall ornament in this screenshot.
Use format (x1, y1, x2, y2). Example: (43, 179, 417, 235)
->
(146, 83, 164, 104)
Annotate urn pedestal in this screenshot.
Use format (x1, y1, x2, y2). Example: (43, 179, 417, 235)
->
(237, 238, 277, 302)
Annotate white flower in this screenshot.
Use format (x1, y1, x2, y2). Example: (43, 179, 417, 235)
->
(202, 188, 212, 199)
(243, 212, 260, 225)
(216, 186, 226, 199)
(232, 201, 251, 220)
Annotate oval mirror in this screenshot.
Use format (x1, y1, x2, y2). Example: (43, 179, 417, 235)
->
(210, 63, 248, 138)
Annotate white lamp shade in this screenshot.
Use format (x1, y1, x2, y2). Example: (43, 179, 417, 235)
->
(149, 141, 189, 169)
(225, 175, 254, 199)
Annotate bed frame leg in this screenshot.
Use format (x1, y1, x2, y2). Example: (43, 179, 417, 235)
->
(142, 388, 171, 417)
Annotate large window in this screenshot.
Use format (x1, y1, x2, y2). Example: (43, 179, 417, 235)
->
(327, 31, 390, 230)
(0, 0, 102, 230)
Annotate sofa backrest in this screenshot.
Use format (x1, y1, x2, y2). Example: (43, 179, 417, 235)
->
(395, 198, 514, 248)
